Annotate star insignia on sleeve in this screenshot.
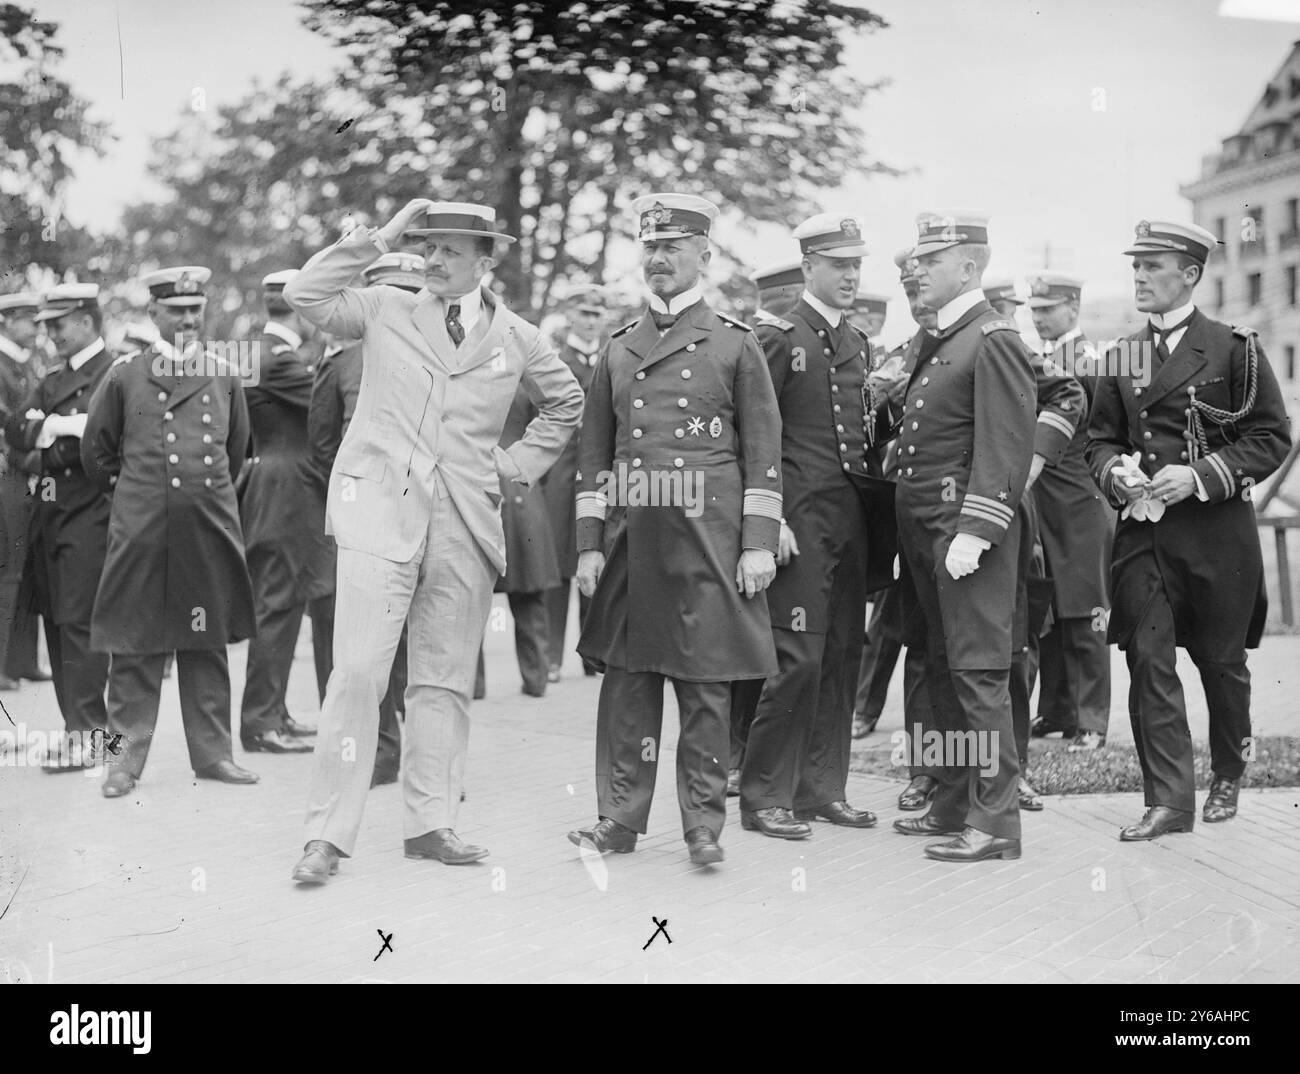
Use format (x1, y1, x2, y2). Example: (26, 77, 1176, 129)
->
(687, 417, 705, 436)
(997, 491, 1008, 501)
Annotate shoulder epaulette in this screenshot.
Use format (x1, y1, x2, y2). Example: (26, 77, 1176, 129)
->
(982, 319, 1018, 335)
(611, 319, 638, 339)
(754, 311, 795, 332)
(717, 312, 752, 331)
(1232, 325, 1256, 340)
(111, 351, 138, 368)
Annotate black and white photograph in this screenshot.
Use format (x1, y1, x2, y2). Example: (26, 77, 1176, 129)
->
(2, 0, 1298, 1018)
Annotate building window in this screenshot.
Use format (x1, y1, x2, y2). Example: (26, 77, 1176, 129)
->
(1214, 278, 1225, 308)
(1287, 345, 1296, 383)
(1289, 265, 1298, 307)
(1247, 273, 1262, 306)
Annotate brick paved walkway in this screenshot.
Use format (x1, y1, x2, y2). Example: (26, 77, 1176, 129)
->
(2, 599, 1298, 983)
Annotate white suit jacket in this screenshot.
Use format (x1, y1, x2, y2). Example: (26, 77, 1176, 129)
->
(286, 229, 583, 574)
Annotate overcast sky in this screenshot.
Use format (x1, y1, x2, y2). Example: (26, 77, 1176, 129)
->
(26, 0, 1300, 317)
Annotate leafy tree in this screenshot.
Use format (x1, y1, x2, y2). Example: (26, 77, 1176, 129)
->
(297, 0, 894, 312)
(0, 2, 112, 282)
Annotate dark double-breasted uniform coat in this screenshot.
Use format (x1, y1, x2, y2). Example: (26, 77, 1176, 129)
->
(893, 297, 1037, 841)
(737, 298, 895, 812)
(576, 296, 782, 838)
(1085, 309, 1290, 811)
(6, 341, 114, 734)
(1034, 329, 1115, 735)
(82, 345, 256, 654)
(237, 326, 334, 738)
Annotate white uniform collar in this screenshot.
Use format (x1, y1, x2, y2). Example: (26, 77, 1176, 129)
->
(0, 335, 28, 363)
(801, 290, 844, 329)
(565, 332, 599, 356)
(264, 321, 303, 350)
(67, 338, 105, 372)
(936, 287, 987, 332)
(1150, 300, 1195, 332)
(647, 283, 703, 316)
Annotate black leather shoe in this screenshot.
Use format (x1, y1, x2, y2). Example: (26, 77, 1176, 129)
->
(1119, 805, 1194, 841)
(924, 826, 1022, 862)
(741, 806, 812, 839)
(521, 683, 546, 698)
(1030, 716, 1075, 738)
(282, 716, 317, 738)
(898, 775, 937, 811)
(726, 768, 740, 797)
(685, 826, 724, 865)
(893, 812, 963, 837)
(851, 712, 880, 739)
(102, 770, 137, 798)
(567, 817, 637, 854)
(1202, 777, 1239, 823)
(292, 840, 341, 884)
(795, 800, 877, 828)
(242, 729, 312, 754)
(404, 828, 489, 864)
(370, 766, 399, 788)
(1018, 777, 1044, 812)
(195, 759, 260, 784)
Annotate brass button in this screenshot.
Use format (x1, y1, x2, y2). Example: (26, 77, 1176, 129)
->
(1143, 431, 1152, 440)
(686, 344, 696, 352)
(1180, 451, 1189, 460)
(833, 404, 842, 413)
(674, 428, 684, 439)
(202, 414, 211, 424)
(907, 445, 915, 455)
(842, 462, 850, 471)
(674, 458, 684, 468)
(171, 477, 180, 488)
(1135, 387, 1143, 396)
(911, 421, 919, 431)
(915, 399, 924, 409)
(157, 391, 167, 402)
(633, 399, 644, 408)
(164, 411, 174, 421)
(905, 467, 914, 476)
(631, 457, 641, 467)
(202, 394, 210, 404)
(204, 478, 212, 488)
(202, 434, 212, 444)
(1147, 452, 1157, 461)
(681, 369, 692, 379)
(839, 443, 847, 452)
(836, 424, 845, 433)
(921, 377, 930, 386)
(677, 398, 688, 408)
(168, 453, 179, 464)
(166, 433, 177, 443)
(204, 456, 212, 466)
(635, 371, 646, 380)
(1140, 410, 1148, 419)
(632, 429, 643, 438)
(831, 384, 839, 393)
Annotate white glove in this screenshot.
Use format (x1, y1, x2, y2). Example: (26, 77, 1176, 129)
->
(945, 532, 991, 580)
(35, 415, 65, 449)
(1122, 492, 1166, 522)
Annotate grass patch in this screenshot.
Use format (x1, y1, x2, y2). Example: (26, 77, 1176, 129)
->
(849, 735, 1300, 796)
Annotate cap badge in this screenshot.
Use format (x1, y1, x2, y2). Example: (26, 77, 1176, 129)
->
(841, 218, 860, 238)
(1136, 220, 1151, 238)
(176, 273, 200, 294)
(1031, 278, 1051, 297)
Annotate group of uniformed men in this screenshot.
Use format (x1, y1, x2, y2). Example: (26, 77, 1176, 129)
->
(0, 191, 1288, 876)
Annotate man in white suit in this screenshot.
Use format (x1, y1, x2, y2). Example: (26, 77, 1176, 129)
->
(287, 199, 583, 883)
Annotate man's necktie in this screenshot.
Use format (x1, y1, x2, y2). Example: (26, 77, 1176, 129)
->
(446, 303, 465, 347)
(1151, 314, 1191, 373)
(651, 310, 677, 334)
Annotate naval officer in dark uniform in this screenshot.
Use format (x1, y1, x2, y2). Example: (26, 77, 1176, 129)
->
(238, 270, 333, 754)
(82, 266, 259, 797)
(1027, 271, 1114, 752)
(891, 211, 1037, 863)
(568, 192, 783, 866)
(1086, 220, 1290, 840)
(540, 285, 607, 682)
(7, 285, 113, 770)
(737, 212, 896, 840)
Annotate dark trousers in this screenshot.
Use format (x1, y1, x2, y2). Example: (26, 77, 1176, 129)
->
(1123, 552, 1250, 813)
(595, 668, 730, 838)
(310, 593, 405, 773)
(508, 591, 550, 694)
(729, 677, 762, 770)
(545, 580, 592, 670)
(45, 619, 108, 735)
(854, 599, 902, 723)
(1038, 616, 1111, 735)
(739, 628, 824, 811)
(901, 646, 934, 780)
(105, 648, 233, 779)
(4, 606, 40, 679)
(1010, 644, 1038, 767)
(240, 599, 306, 738)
